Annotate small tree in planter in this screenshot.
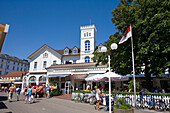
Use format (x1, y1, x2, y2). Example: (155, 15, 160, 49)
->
(128, 80, 139, 92)
(114, 97, 134, 113)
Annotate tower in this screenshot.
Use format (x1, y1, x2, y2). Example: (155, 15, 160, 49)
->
(80, 24, 97, 63)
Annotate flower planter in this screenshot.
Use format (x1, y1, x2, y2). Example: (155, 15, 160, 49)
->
(113, 108, 134, 113)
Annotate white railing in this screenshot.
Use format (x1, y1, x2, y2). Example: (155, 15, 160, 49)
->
(72, 92, 170, 107)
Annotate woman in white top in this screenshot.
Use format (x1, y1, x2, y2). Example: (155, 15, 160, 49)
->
(94, 86, 104, 111)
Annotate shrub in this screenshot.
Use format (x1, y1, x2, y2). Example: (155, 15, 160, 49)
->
(128, 80, 139, 92)
(114, 97, 131, 109)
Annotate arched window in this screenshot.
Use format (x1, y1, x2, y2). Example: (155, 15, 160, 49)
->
(29, 76, 36, 82)
(85, 56, 90, 63)
(85, 40, 90, 51)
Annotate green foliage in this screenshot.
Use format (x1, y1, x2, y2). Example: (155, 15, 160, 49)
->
(49, 81, 58, 84)
(128, 80, 139, 91)
(115, 97, 132, 109)
(93, 0, 170, 91)
(49, 81, 61, 96)
(50, 88, 61, 96)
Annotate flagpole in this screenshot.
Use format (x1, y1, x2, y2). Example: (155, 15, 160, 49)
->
(130, 25, 136, 107)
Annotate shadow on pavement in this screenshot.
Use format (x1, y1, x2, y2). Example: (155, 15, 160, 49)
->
(0, 102, 8, 109)
(0, 96, 8, 101)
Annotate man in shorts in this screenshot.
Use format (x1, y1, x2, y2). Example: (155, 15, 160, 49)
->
(8, 84, 16, 102)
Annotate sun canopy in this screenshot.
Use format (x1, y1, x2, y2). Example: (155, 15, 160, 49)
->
(85, 72, 129, 82)
(46, 74, 69, 78)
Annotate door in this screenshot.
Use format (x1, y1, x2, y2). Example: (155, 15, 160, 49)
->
(65, 81, 74, 94)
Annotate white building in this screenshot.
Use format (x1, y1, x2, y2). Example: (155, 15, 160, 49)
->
(25, 25, 109, 93)
(0, 54, 29, 77)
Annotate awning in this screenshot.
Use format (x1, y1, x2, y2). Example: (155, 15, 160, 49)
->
(85, 73, 102, 81)
(71, 74, 88, 80)
(46, 74, 69, 78)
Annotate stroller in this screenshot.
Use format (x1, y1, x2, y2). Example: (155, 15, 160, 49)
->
(104, 95, 114, 111)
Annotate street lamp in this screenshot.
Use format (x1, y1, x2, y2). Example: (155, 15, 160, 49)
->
(101, 43, 118, 113)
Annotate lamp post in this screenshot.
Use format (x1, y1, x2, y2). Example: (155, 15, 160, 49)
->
(101, 43, 118, 113)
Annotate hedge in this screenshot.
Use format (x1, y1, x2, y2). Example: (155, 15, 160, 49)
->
(72, 90, 170, 96)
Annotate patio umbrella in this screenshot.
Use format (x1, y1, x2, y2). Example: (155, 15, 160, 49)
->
(101, 72, 129, 81)
(85, 72, 129, 82)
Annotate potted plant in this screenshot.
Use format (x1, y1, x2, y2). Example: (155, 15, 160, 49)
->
(114, 97, 134, 113)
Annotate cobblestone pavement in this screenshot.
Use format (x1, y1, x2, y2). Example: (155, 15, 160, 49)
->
(0, 92, 169, 113)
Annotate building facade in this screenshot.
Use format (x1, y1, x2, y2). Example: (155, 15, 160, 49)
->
(25, 24, 108, 93)
(0, 54, 29, 77)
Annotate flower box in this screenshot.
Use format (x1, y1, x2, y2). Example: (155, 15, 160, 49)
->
(113, 108, 134, 113)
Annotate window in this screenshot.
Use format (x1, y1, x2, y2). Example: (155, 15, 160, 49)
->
(21, 64, 23, 66)
(98, 46, 102, 52)
(65, 61, 72, 64)
(18, 63, 19, 66)
(85, 40, 90, 51)
(73, 49, 77, 54)
(13, 66, 15, 70)
(7, 61, 10, 63)
(34, 62, 37, 69)
(7, 65, 9, 69)
(85, 56, 90, 63)
(43, 61, 47, 68)
(89, 32, 91, 36)
(0, 71, 1, 75)
(84, 33, 86, 37)
(17, 67, 19, 71)
(43, 53, 48, 58)
(1, 59, 3, 62)
(73, 60, 76, 64)
(20, 68, 23, 71)
(86, 32, 88, 36)
(64, 49, 69, 55)
(53, 60, 57, 65)
(0, 64, 3, 68)
(13, 62, 15, 65)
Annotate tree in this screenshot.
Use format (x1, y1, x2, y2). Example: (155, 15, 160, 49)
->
(93, 0, 170, 91)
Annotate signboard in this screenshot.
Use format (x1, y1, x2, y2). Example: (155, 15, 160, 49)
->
(0, 22, 9, 53)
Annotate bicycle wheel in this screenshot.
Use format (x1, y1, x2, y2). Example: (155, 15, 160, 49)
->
(155, 101, 165, 112)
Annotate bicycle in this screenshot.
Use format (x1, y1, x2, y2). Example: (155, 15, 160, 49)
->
(155, 96, 170, 112)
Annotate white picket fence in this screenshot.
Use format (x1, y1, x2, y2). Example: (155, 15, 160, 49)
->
(72, 92, 170, 107)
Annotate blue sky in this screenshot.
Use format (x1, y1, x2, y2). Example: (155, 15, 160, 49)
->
(0, 0, 120, 60)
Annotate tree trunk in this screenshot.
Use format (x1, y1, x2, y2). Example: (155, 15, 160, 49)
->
(144, 61, 152, 92)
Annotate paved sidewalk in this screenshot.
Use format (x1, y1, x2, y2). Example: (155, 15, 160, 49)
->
(0, 92, 169, 113)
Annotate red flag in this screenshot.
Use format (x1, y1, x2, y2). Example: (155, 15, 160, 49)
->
(119, 25, 132, 44)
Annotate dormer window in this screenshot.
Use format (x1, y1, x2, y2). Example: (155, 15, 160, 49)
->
(98, 46, 102, 52)
(73, 48, 78, 54)
(64, 48, 69, 55)
(43, 53, 48, 58)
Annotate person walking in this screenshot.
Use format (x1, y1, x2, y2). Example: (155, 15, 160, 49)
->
(16, 86, 21, 101)
(94, 86, 104, 111)
(31, 87, 36, 103)
(8, 84, 16, 102)
(46, 86, 51, 98)
(4, 86, 8, 93)
(28, 86, 32, 104)
(36, 86, 39, 99)
(24, 87, 28, 104)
